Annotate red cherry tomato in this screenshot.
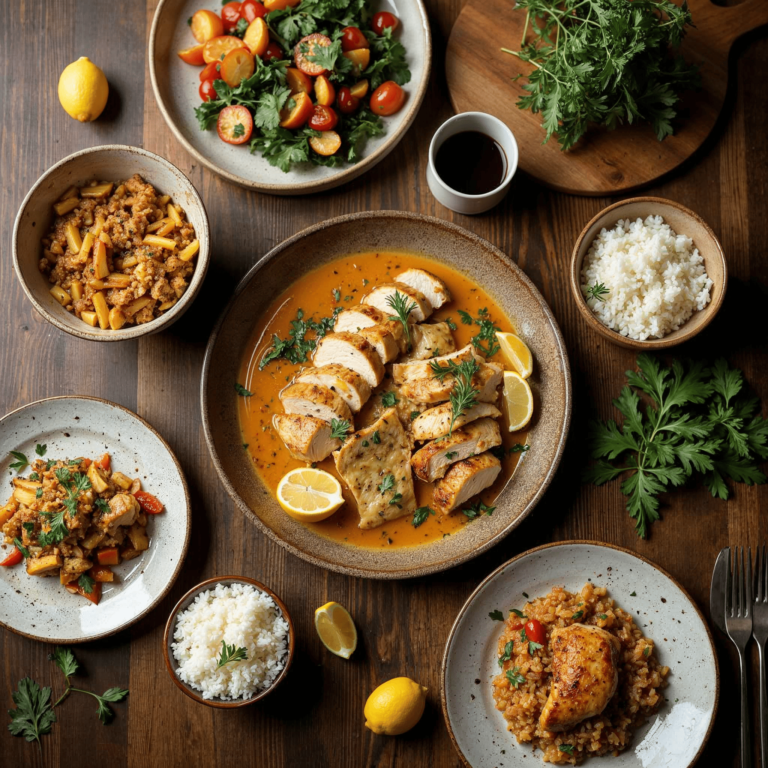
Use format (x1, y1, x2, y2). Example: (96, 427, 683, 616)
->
(308, 105, 339, 131)
(370, 80, 405, 115)
(0, 546, 23, 567)
(336, 86, 360, 114)
(199, 78, 219, 102)
(221, 2, 243, 32)
(341, 26, 369, 52)
(216, 104, 254, 144)
(199, 60, 221, 82)
(262, 42, 284, 61)
(372, 11, 399, 35)
(134, 490, 166, 515)
(241, 0, 267, 22)
(525, 619, 546, 645)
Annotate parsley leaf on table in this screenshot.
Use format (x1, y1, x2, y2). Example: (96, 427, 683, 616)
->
(7, 678, 56, 747)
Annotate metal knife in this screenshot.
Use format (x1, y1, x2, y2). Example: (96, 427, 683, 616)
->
(710, 547, 729, 634)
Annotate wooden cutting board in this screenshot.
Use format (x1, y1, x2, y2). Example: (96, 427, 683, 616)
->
(446, 0, 768, 196)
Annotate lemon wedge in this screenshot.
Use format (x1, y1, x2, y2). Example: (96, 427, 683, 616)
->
(501, 371, 534, 432)
(315, 601, 357, 659)
(364, 677, 428, 735)
(58, 57, 109, 123)
(276, 468, 344, 522)
(496, 332, 533, 379)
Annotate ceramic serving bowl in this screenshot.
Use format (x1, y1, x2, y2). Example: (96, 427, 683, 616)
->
(570, 197, 727, 350)
(0, 396, 191, 643)
(163, 576, 295, 708)
(201, 211, 572, 579)
(149, 0, 431, 195)
(13, 144, 210, 342)
(442, 541, 719, 768)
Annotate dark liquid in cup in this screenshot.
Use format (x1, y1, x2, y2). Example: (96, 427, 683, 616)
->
(434, 131, 508, 196)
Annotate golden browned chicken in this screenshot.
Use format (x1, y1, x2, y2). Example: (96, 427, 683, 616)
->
(539, 624, 621, 732)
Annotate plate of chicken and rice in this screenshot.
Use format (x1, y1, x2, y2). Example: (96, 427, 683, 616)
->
(202, 211, 571, 578)
(441, 542, 719, 767)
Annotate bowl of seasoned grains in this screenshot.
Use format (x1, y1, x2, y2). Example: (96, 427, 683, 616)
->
(13, 145, 210, 341)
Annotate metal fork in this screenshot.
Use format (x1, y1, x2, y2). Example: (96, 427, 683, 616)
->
(754, 545, 768, 768)
(725, 546, 753, 768)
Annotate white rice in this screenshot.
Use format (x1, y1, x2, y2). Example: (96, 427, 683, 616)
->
(171, 582, 290, 700)
(580, 215, 712, 340)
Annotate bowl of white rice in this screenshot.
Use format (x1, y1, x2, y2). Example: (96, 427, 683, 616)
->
(570, 197, 727, 349)
(163, 576, 294, 708)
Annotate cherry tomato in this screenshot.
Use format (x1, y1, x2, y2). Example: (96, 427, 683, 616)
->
(294, 33, 332, 76)
(241, 0, 267, 22)
(221, 2, 243, 33)
(221, 47, 255, 86)
(314, 74, 336, 106)
(309, 130, 342, 156)
(370, 80, 405, 115)
(0, 546, 23, 567)
(134, 490, 166, 515)
(308, 105, 339, 131)
(341, 26, 369, 52)
(216, 105, 254, 144)
(191, 10, 224, 43)
(177, 44, 206, 65)
(279, 91, 314, 129)
(525, 619, 546, 645)
(372, 11, 399, 35)
(336, 86, 360, 114)
(200, 60, 221, 82)
(262, 42, 284, 61)
(199, 78, 219, 102)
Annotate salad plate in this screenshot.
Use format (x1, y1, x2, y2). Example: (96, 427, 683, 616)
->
(149, 0, 431, 194)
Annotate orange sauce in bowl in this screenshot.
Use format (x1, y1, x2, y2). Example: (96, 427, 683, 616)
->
(237, 251, 529, 550)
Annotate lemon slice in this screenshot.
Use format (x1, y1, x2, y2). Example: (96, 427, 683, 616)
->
(501, 371, 534, 432)
(276, 468, 344, 522)
(496, 332, 533, 378)
(315, 601, 357, 659)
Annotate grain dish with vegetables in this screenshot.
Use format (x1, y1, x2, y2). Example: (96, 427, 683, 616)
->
(492, 583, 669, 764)
(40, 174, 200, 331)
(0, 450, 165, 605)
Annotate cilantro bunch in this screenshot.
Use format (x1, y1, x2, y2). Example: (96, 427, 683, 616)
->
(503, 0, 700, 151)
(584, 356, 768, 537)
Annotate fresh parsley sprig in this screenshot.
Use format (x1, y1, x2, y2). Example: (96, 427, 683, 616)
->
(259, 307, 342, 369)
(584, 356, 768, 537)
(217, 641, 249, 668)
(457, 308, 501, 358)
(412, 506, 434, 528)
(8, 450, 28, 472)
(330, 418, 351, 442)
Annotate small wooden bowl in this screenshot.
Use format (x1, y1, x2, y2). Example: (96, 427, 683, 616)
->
(163, 576, 294, 708)
(570, 197, 727, 350)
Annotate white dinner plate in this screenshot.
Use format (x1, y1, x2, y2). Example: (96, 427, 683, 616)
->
(441, 541, 718, 768)
(0, 397, 190, 643)
(149, 0, 431, 194)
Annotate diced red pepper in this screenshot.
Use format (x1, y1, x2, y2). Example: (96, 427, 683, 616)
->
(89, 565, 114, 583)
(0, 547, 23, 567)
(96, 547, 120, 566)
(97, 453, 111, 471)
(134, 490, 164, 515)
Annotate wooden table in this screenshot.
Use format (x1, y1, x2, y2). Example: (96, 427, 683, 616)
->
(1, 1, 765, 766)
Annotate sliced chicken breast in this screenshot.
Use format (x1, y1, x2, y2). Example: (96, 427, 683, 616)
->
(273, 413, 340, 462)
(411, 418, 502, 482)
(393, 344, 482, 387)
(539, 624, 621, 732)
(400, 322, 457, 362)
(279, 382, 352, 424)
(362, 282, 433, 322)
(358, 324, 401, 365)
(333, 407, 416, 529)
(313, 332, 385, 388)
(400, 362, 503, 404)
(296, 364, 371, 413)
(335, 305, 406, 353)
(433, 452, 502, 514)
(357, 381, 426, 431)
(394, 268, 452, 309)
(411, 402, 502, 441)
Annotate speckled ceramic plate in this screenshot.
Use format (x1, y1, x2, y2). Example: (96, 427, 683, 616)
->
(441, 542, 719, 768)
(201, 212, 571, 579)
(0, 397, 191, 643)
(149, 0, 430, 195)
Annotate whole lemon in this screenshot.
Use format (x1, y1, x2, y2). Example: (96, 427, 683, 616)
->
(364, 677, 428, 736)
(58, 57, 109, 122)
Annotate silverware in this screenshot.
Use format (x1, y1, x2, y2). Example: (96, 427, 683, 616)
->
(754, 545, 768, 768)
(711, 547, 729, 634)
(725, 546, 753, 768)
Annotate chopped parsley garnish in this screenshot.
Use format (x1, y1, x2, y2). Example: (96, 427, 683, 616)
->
(506, 667, 526, 688)
(388, 492, 403, 508)
(22, 523, 35, 536)
(571, 611, 584, 620)
(498, 640, 514, 667)
(234, 382, 253, 397)
(8, 451, 28, 472)
(597, 614, 608, 620)
(377, 474, 396, 494)
(510, 609, 527, 619)
(445, 451, 457, 460)
(54, 469, 91, 517)
(412, 506, 434, 527)
(232, 123, 245, 138)
(558, 745, 575, 755)
(457, 307, 501, 357)
(381, 391, 399, 407)
(489, 610, 504, 621)
(463, 500, 496, 519)
(35, 488, 43, 499)
(29, 473, 39, 481)
(410, 411, 420, 421)
(37, 511, 69, 547)
(78, 574, 95, 594)
(361, 440, 369, 447)
(630, 591, 637, 597)
(520, 627, 543, 655)
(13, 538, 30, 559)
(372, 431, 381, 444)
(95, 498, 111, 514)
(330, 419, 351, 442)
(333, 288, 341, 302)
(445, 317, 457, 331)
(35, 444, 47, 457)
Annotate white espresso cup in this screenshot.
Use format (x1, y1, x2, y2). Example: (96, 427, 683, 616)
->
(426, 112, 519, 215)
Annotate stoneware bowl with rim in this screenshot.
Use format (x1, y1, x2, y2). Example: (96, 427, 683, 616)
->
(441, 541, 719, 768)
(0, 396, 191, 643)
(13, 144, 210, 342)
(201, 211, 572, 579)
(149, 0, 431, 195)
(162, 576, 295, 708)
(570, 197, 727, 350)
